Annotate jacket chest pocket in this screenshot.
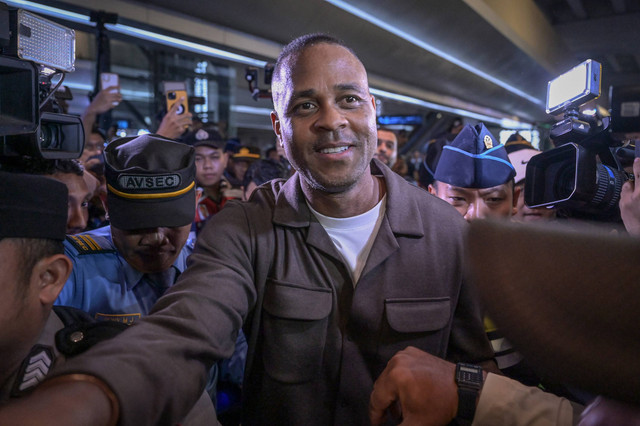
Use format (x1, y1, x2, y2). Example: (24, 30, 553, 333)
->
(377, 297, 452, 362)
(262, 280, 333, 384)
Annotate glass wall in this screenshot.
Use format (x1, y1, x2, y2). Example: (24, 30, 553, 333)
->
(62, 29, 276, 152)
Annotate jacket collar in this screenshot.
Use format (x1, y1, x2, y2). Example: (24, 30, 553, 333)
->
(272, 158, 424, 238)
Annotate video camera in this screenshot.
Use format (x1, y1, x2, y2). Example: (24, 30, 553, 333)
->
(0, 3, 84, 160)
(524, 59, 635, 219)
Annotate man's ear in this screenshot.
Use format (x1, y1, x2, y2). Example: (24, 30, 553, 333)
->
(428, 183, 437, 195)
(271, 111, 283, 146)
(512, 185, 522, 216)
(34, 254, 73, 305)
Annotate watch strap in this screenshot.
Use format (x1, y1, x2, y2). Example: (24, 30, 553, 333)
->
(455, 363, 483, 424)
(456, 387, 478, 424)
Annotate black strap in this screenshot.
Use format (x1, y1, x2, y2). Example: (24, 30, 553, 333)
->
(53, 306, 129, 357)
(455, 387, 477, 425)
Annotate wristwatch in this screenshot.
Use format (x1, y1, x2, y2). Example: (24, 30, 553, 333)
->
(454, 363, 484, 424)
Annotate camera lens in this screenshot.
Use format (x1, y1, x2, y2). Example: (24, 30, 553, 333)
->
(38, 124, 62, 150)
(554, 163, 576, 200)
(168, 91, 177, 100)
(592, 164, 625, 211)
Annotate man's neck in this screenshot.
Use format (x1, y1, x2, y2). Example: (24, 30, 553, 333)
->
(303, 172, 384, 218)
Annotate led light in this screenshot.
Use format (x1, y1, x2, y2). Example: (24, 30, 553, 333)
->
(369, 88, 533, 130)
(325, 0, 544, 107)
(7, 0, 533, 128)
(15, 9, 76, 72)
(106, 23, 267, 68)
(231, 105, 273, 116)
(5, 0, 91, 25)
(546, 60, 601, 115)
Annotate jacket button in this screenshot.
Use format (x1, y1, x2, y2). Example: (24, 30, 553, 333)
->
(70, 331, 84, 343)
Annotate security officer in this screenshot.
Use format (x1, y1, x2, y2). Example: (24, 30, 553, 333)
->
(54, 133, 243, 419)
(0, 171, 125, 406)
(428, 122, 518, 222)
(55, 133, 197, 321)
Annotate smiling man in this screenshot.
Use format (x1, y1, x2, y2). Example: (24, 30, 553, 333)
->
(2, 34, 495, 426)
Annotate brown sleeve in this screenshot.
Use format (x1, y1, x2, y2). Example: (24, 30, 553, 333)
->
(50, 200, 262, 425)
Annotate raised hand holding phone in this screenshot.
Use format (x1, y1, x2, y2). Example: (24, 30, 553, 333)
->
(157, 94, 193, 139)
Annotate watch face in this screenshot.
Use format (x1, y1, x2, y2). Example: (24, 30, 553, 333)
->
(456, 363, 483, 389)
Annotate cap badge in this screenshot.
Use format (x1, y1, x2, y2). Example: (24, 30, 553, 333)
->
(195, 129, 210, 141)
(484, 135, 493, 149)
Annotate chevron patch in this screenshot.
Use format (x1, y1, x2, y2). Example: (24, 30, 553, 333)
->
(11, 345, 55, 397)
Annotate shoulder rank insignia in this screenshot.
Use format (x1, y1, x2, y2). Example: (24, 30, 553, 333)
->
(11, 345, 55, 398)
(66, 234, 116, 255)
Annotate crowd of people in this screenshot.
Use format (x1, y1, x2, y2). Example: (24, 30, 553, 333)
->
(0, 32, 639, 426)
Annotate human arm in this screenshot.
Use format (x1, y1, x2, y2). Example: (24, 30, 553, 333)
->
(369, 347, 578, 426)
(620, 157, 640, 237)
(155, 97, 193, 139)
(577, 396, 640, 426)
(0, 376, 114, 426)
(4, 202, 258, 425)
(81, 87, 122, 140)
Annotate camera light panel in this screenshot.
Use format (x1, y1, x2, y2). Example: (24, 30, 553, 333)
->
(546, 60, 601, 115)
(16, 9, 76, 73)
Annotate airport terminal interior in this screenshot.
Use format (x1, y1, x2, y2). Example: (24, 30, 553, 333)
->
(1, 1, 640, 424)
(4, 0, 639, 153)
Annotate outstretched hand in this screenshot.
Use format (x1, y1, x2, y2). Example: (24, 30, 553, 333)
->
(369, 347, 459, 426)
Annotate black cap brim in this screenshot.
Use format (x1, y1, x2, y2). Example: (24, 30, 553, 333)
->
(107, 189, 195, 230)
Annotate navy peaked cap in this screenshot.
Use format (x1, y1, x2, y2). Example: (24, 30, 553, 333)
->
(434, 123, 515, 188)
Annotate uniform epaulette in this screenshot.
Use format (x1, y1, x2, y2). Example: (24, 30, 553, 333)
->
(66, 234, 116, 255)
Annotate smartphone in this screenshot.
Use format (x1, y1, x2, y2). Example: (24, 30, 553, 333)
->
(166, 89, 188, 115)
(100, 72, 119, 91)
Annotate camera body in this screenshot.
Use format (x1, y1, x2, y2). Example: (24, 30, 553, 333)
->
(0, 4, 84, 160)
(524, 60, 633, 219)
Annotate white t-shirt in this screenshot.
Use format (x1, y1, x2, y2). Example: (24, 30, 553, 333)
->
(308, 194, 387, 285)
